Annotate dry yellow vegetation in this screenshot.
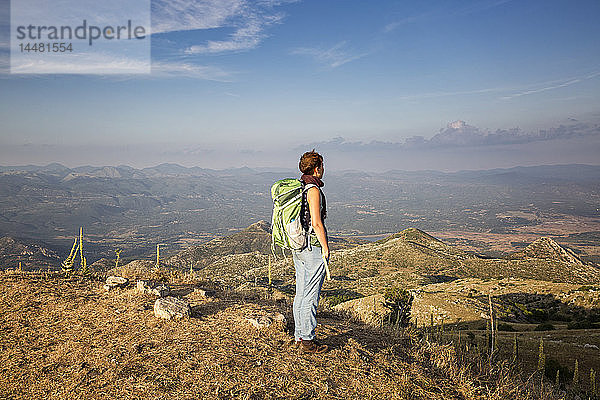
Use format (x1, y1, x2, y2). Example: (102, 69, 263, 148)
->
(0, 270, 565, 400)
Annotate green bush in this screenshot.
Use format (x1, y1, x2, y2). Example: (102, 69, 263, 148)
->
(567, 320, 594, 330)
(544, 358, 573, 384)
(534, 322, 555, 331)
(588, 312, 600, 323)
(382, 287, 413, 327)
(551, 312, 572, 322)
(497, 322, 517, 332)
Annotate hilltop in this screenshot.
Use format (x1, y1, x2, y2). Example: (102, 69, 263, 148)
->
(0, 221, 600, 398)
(0, 270, 559, 400)
(167, 220, 366, 273)
(167, 221, 273, 270)
(510, 237, 586, 266)
(1, 222, 599, 399)
(221, 226, 600, 301)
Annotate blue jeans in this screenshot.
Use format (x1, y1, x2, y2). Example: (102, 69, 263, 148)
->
(292, 245, 326, 341)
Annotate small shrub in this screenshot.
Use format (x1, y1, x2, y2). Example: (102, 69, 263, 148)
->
(567, 320, 594, 330)
(551, 312, 572, 322)
(588, 312, 600, 323)
(498, 322, 517, 332)
(534, 322, 555, 331)
(544, 358, 573, 384)
(382, 287, 413, 327)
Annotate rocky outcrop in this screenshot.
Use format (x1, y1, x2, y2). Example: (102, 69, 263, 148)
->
(0, 236, 61, 267)
(166, 221, 273, 269)
(104, 276, 129, 291)
(154, 297, 191, 320)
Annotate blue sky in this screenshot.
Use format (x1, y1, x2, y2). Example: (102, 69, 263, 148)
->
(1, 0, 599, 170)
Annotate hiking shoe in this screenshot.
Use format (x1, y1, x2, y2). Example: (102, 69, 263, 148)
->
(299, 339, 328, 354)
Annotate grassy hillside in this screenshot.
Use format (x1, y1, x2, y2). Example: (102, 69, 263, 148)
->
(0, 269, 568, 400)
(2, 221, 599, 399)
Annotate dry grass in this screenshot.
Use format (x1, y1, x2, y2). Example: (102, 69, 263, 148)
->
(0, 270, 568, 400)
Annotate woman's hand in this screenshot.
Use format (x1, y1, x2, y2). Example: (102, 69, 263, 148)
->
(322, 247, 330, 262)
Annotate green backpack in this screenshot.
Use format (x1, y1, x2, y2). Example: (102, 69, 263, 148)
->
(270, 178, 317, 254)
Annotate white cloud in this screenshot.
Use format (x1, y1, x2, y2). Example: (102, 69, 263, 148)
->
(151, 61, 232, 80)
(388, 71, 600, 102)
(8, 52, 150, 74)
(383, 16, 421, 33)
(291, 41, 369, 68)
(384, 0, 514, 33)
(1, 0, 294, 77)
(152, 0, 246, 34)
(5, 51, 231, 80)
(501, 72, 600, 100)
(153, 0, 292, 55)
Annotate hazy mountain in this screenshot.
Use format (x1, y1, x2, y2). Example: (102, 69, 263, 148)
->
(0, 163, 598, 263)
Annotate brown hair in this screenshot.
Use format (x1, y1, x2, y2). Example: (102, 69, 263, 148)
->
(299, 149, 323, 175)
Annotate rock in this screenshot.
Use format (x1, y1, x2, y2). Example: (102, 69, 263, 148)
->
(136, 280, 170, 297)
(106, 276, 128, 287)
(245, 312, 286, 329)
(104, 276, 129, 291)
(154, 297, 191, 320)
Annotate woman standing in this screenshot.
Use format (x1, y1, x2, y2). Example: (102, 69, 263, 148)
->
(292, 150, 329, 354)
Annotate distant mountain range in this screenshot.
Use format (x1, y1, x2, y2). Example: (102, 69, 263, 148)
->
(0, 162, 598, 264)
(2, 161, 600, 182)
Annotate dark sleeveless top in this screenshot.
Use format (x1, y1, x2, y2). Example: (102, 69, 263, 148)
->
(300, 174, 327, 236)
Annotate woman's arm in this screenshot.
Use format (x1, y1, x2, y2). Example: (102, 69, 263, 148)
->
(307, 186, 329, 260)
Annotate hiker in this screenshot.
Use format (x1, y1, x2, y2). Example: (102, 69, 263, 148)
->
(292, 150, 329, 353)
